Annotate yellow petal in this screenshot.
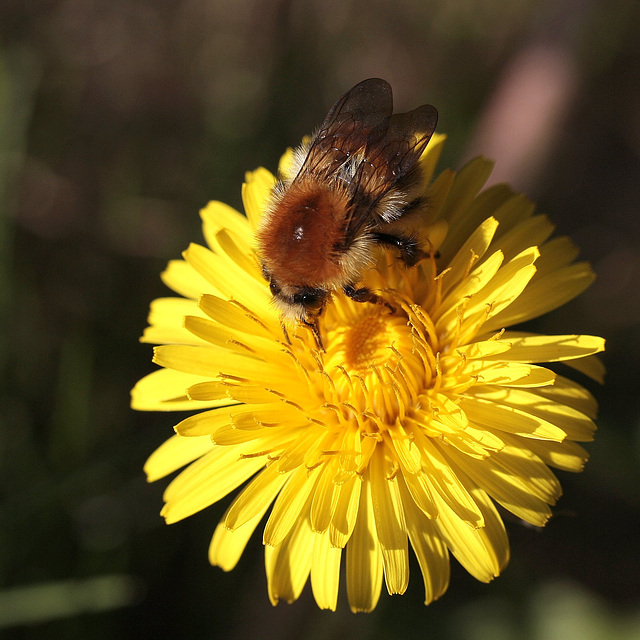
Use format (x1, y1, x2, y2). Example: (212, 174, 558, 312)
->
(263, 464, 319, 547)
(468, 386, 596, 441)
(470, 248, 538, 320)
(329, 474, 361, 548)
(398, 474, 450, 604)
(152, 344, 228, 378)
(198, 294, 277, 338)
(142, 297, 205, 338)
(335, 425, 364, 477)
(209, 504, 268, 571)
(419, 133, 447, 185)
(487, 333, 605, 364)
(229, 426, 297, 461)
(310, 459, 340, 533)
(425, 392, 469, 431)
(525, 438, 589, 472)
(225, 463, 287, 530)
(492, 214, 554, 263)
(231, 404, 308, 430)
(161, 446, 265, 523)
(369, 448, 409, 595)
(439, 183, 515, 264)
(242, 167, 275, 229)
(401, 467, 438, 519)
(311, 533, 342, 611)
(437, 249, 504, 319)
(411, 427, 485, 526)
(565, 354, 606, 383)
(440, 157, 495, 227)
(424, 168, 454, 223)
(460, 395, 567, 441)
(388, 422, 422, 474)
(144, 434, 214, 482)
(153, 345, 297, 391)
(439, 217, 499, 299)
(142, 323, 207, 347)
(531, 375, 598, 418)
(456, 339, 512, 359)
(276, 426, 325, 473)
(131, 368, 224, 411)
(490, 192, 536, 235)
(160, 259, 212, 300)
(180, 243, 220, 283)
(432, 485, 508, 583)
(187, 380, 231, 402)
(485, 262, 596, 330)
(532, 235, 580, 274)
(277, 146, 296, 179)
(183, 314, 281, 359)
(452, 422, 505, 456)
(459, 361, 557, 388)
(174, 407, 233, 436)
(223, 385, 290, 404)
(183, 243, 272, 310)
(211, 228, 262, 280)
(429, 423, 488, 460)
(209, 423, 269, 446)
(200, 200, 252, 247)
(346, 476, 383, 613)
(437, 248, 539, 338)
(265, 514, 314, 605)
(468, 486, 510, 572)
(445, 439, 560, 526)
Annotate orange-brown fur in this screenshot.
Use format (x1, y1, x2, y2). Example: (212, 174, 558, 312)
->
(258, 177, 350, 287)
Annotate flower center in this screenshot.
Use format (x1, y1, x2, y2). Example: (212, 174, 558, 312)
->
(317, 295, 439, 427)
(340, 311, 391, 371)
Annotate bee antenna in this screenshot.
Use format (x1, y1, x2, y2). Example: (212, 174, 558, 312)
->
(280, 320, 291, 345)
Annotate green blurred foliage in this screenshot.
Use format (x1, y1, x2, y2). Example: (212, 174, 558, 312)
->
(0, 0, 639, 638)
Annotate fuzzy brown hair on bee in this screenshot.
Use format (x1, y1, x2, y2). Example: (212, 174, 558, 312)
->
(256, 78, 438, 331)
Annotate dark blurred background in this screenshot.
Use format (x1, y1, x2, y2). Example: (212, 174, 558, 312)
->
(1, 1, 639, 638)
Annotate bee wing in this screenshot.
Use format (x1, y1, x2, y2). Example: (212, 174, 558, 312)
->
(296, 78, 394, 179)
(377, 105, 439, 182)
(291, 78, 438, 245)
(342, 103, 439, 240)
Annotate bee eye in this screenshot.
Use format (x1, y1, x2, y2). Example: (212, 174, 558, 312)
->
(269, 281, 281, 296)
(294, 290, 325, 311)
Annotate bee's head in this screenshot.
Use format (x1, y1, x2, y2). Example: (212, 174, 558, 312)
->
(262, 266, 328, 321)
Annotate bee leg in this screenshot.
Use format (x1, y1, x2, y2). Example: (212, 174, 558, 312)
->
(343, 284, 396, 314)
(371, 232, 438, 266)
(301, 317, 324, 351)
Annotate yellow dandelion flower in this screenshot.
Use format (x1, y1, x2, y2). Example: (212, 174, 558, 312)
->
(132, 133, 604, 612)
